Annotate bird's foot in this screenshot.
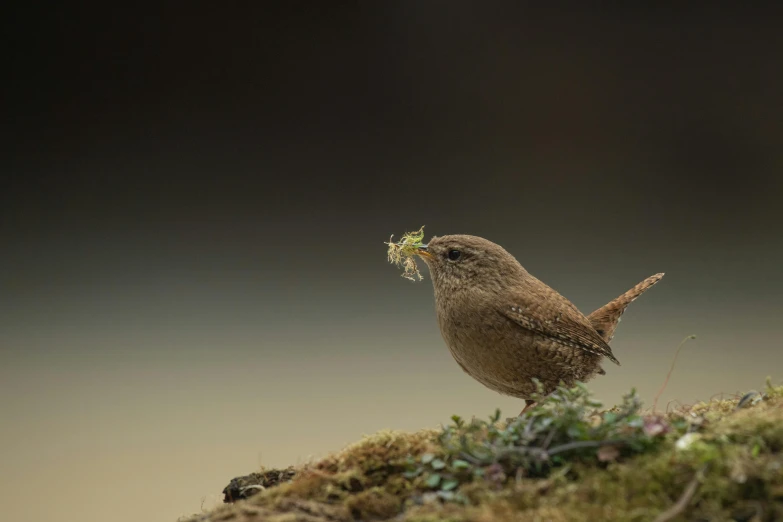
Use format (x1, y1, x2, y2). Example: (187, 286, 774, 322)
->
(519, 399, 536, 416)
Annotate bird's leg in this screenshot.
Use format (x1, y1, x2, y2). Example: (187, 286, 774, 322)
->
(519, 399, 536, 416)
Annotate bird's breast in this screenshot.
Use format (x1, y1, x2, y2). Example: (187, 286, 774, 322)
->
(435, 298, 520, 373)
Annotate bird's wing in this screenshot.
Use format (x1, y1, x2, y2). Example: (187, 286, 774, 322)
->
(497, 287, 620, 365)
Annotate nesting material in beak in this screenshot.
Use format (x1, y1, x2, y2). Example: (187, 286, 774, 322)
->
(385, 225, 428, 281)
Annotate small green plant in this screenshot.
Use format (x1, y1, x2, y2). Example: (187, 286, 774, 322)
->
(386, 225, 427, 281)
(405, 380, 678, 501)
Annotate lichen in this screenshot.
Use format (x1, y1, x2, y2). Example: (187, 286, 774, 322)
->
(183, 378, 783, 522)
(386, 226, 427, 281)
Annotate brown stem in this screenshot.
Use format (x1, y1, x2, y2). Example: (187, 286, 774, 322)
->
(652, 467, 705, 522)
(653, 335, 696, 412)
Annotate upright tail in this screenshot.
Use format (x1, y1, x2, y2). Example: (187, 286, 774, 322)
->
(587, 273, 664, 343)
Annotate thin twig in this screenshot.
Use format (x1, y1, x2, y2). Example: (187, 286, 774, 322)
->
(485, 445, 545, 464)
(652, 467, 705, 522)
(457, 452, 485, 465)
(653, 335, 696, 412)
(541, 427, 558, 449)
(665, 398, 684, 414)
(547, 439, 627, 457)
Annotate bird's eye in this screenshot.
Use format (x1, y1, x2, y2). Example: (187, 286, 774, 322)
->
(447, 249, 461, 261)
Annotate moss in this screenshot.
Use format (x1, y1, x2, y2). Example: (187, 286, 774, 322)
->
(386, 226, 427, 281)
(183, 380, 783, 522)
(344, 488, 401, 520)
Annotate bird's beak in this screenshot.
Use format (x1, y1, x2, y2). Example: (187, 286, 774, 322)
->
(415, 243, 433, 259)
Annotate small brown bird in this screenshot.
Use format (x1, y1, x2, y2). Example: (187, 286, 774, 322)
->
(414, 234, 663, 415)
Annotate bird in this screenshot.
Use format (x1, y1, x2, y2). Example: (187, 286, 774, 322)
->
(412, 234, 663, 415)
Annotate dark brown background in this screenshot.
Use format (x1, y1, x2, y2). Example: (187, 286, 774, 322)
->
(3, 4, 782, 522)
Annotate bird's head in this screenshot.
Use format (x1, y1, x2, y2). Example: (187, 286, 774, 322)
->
(414, 234, 526, 295)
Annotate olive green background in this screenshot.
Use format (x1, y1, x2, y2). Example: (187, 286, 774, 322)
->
(3, 4, 782, 522)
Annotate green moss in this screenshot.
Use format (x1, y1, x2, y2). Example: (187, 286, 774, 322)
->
(386, 225, 428, 281)
(184, 380, 783, 522)
(345, 488, 402, 520)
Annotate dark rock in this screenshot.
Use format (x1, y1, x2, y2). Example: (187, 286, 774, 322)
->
(222, 467, 297, 503)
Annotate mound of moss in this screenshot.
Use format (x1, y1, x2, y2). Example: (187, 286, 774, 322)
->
(184, 379, 783, 522)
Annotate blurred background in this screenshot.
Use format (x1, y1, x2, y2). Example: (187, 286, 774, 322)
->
(3, 4, 782, 522)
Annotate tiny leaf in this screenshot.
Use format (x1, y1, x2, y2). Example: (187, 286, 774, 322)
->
(437, 490, 455, 501)
(441, 478, 460, 491)
(403, 467, 422, 479)
(431, 458, 447, 470)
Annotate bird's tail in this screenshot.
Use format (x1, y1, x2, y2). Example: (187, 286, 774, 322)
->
(587, 273, 664, 343)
